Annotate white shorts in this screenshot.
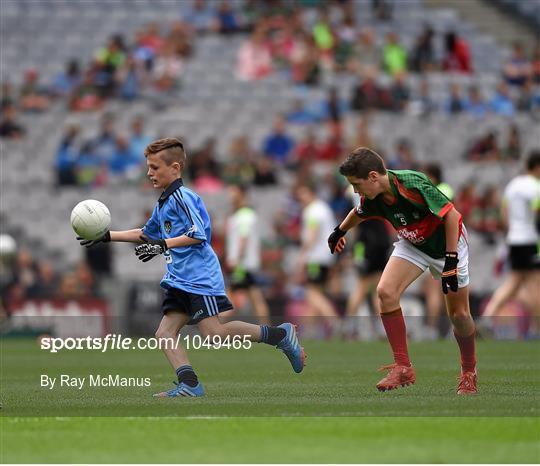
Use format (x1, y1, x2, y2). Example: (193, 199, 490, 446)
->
(391, 227, 470, 288)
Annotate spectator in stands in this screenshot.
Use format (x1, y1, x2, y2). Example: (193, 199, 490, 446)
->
(0, 105, 25, 139)
(286, 99, 318, 124)
(19, 69, 50, 112)
(312, 7, 335, 67)
(76, 141, 106, 187)
(94, 35, 126, 97)
(128, 116, 153, 161)
(152, 43, 183, 92)
(317, 87, 348, 125)
(51, 60, 81, 98)
(188, 137, 222, 185)
(317, 125, 344, 162)
(455, 182, 479, 226)
(262, 116, 295, 165)
(236, 25, 272, 81)
(501, 124, 521, 162)
(132, 29, 158, 72)
(382, 32, 407, 76)
(410, 25, 435, 73)
(327, 175, 354, 222)
(387, 138, 418, 170)
(28, 261, 59, 299)
(372, 0, 393, 21)
(166, 19, 194, 58)
(334, 13, 356, 72)
(293, 130, 320, 167)
(407, 79, 436, 118)
(490, 81, 515, 117)
(442, 31, 472, 73)
(349, 27, 379, 73)
(444, 83, 465, 114)
(532, 44, 540, 84)
(516, 77, 540, 113)
(349, 114, 374, 150)
(55, 124, 80, 187)
(466, 130, 500, 161)
(253, 156, 278, 186)
(117, 55, 144, 101)
(108, 135, 141, 183)
(503, 41, 531, 88)
(463, 85, 488, 118)
(1, 81, 15, 110)
(69, 67, 103, 111)
(216, 1, 241, 35)
(222, 135, 256, 185)
(74, 262, 98, 298)
(350, 67, 390, 111)
(182, 0, 217, 34)
(139, 23, 165, 56)
(472, 185, 503, 244)
(91, 113, 117, 162)
(290, 31, 320, 86)
(389, 71, 410, 112)
(11, 249, 39, 300)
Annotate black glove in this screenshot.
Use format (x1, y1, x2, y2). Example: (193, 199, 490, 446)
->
(441, 252, 459, 294)
(77, 231, 111, 248)
(135, 234, 168, 262)
(328, 225, 346, 254)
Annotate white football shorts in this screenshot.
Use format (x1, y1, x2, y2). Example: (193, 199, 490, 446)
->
(391, 226, 470, 288)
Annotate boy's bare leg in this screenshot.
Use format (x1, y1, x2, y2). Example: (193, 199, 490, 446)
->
(444, 286, 478, 394)
(482, 272, 524, 318)
(198, 316, 262, 341)
(374, 257, 424, 391)
(154, 311, 191, 370)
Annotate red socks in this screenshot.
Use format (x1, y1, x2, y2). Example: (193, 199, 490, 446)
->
(454, 331, 477, 373)
(381, 308, 411, 367)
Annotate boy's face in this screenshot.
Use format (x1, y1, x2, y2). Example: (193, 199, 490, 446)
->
(346, 173, 381, 200)
(146, 152, 180, 190)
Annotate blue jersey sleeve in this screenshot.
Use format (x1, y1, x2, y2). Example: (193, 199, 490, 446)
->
(171, 189, 208, 242)
(142, 205, 160, 240)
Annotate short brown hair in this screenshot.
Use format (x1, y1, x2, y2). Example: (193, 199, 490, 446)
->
(339, 147, 386, 179)
(144, 137, 186, 167)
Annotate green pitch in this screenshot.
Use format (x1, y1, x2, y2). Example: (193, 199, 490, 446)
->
(1, 339, 539, 462)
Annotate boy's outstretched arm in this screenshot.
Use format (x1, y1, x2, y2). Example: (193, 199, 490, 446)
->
(135, 234, 203, 262)
(442, 206, 461, 294)
(328, 207, 363, 254)
(78, 228, 145, 248)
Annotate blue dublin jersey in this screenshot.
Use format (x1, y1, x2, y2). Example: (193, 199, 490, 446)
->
(142, 178, 226, 295)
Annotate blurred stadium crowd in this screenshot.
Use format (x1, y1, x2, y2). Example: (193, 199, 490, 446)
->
(1, 0, 539, 339)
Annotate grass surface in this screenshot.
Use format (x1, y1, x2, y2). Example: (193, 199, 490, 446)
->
(1, 338, 539, 462)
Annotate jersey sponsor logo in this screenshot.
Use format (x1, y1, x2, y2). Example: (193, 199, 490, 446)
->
(164, 220, 172, 234)
(397, 227, 425, 244)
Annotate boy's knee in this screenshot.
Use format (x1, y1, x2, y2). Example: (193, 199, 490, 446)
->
(377, 283, 399, 309)
(449, 307, 471, 320)
(155, 328, 175, 340)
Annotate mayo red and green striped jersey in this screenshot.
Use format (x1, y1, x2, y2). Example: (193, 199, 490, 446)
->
(355, 170, 456, 258)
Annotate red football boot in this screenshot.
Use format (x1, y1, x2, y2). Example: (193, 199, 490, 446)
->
(376, 363, 416, 391)
(457, 370, 478, 395)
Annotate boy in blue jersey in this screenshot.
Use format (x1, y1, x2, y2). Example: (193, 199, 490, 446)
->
(78, 138, 305, 397)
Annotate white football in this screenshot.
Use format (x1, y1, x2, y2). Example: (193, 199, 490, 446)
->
(70, 200, 111, 240)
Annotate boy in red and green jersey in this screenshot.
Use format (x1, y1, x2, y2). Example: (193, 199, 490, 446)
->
(328, 148, 477, 395)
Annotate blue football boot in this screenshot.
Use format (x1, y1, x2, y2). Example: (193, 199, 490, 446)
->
(276, 323, 305, 373)
(153, 381, 205, 398)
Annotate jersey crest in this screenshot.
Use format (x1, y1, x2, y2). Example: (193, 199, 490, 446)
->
(164, 220, 172, 234)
